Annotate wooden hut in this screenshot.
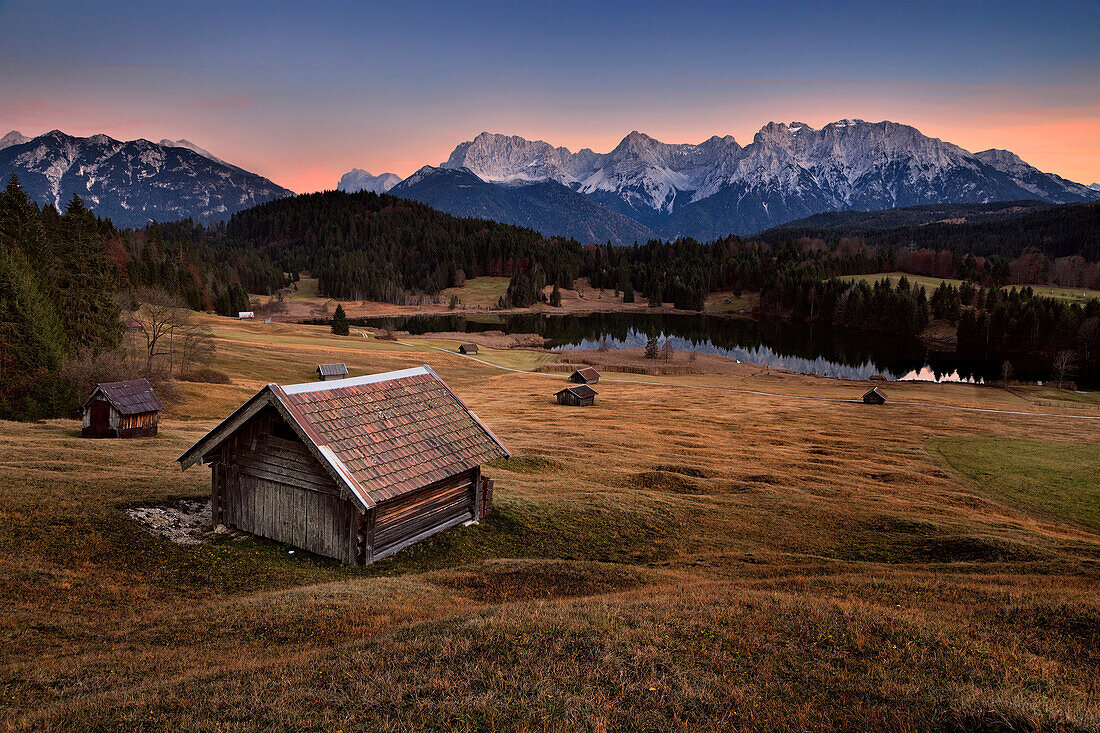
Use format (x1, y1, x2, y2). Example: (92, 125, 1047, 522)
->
(459, 344, 479, 355)
(569, 367, 600, 384)
(177, 366, 509, 565)
(316, 363, 348, 381)
(556, 384, 597, 406)
(862, 387, 887, 405)
(82, 379, 163, 438)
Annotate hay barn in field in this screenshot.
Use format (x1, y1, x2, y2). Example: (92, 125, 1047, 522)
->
(82, 379, 163, 438)
(316, 363, 348, 381)
(569, 367, 600, 384)
(459, 344, 479, 355)
(177, 366, 509, 565)
(863, 387, 887, 404)
(556, 384, 597, 406)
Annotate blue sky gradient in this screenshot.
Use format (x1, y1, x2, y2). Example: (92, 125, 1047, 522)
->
(2, 0, 1097, 191)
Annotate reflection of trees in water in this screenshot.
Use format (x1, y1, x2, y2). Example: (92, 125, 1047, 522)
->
(351, 313, 1094, 386)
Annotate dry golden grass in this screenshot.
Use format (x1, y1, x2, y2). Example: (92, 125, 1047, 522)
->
(1, 318, 1098, 730)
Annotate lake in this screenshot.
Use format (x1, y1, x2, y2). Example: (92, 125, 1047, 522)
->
(349, 311, 1082, 385)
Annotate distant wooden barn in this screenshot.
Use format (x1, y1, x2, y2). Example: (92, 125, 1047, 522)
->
(863, 387, 887, 405)
(316, 363, 348, 381)
(82, 379, 163, 438)
(177, 366, 509, 565)
(556, 384, 597, 406)
(569, 367, 600, 384)
(459, 344, 479, 355)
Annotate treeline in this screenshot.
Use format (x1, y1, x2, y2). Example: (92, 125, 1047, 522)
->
(932, 282, 1100, 363)
(0, 177, 122, 419)
(762, 201, 1100, 262)
(759, 271, 1100, 370)
(581, 237, 889, 311)
(757, 274, 930, 336)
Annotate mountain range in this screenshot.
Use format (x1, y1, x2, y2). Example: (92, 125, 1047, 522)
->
(0, 130, 293, 227)
(363, 120, 1100, 243)
(2, 122, 1095, 240)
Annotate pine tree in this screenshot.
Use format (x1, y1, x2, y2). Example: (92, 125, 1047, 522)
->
(331, 304, 350, 335)
(550, 283, 562, 307)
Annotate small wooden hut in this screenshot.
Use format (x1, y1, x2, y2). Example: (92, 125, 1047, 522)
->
(316, 363, 348, 381)
(459, 344, 479, 355)
(177, 366, 509, 565)
(569, 367, 600, 384)
(556, 384, 597, 406)
(82, 379, 163, 438)
(862, 387, 887, 405)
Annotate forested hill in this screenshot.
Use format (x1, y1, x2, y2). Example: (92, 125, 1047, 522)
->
(225, 190, 585, 300)
(759, 201, 1100, 261)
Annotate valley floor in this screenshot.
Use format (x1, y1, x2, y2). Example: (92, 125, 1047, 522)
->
(1, 319, 1098, 731)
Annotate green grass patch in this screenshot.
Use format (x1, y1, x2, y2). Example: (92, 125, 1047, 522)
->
(488, 455, 563, 474)
(933, 437, 1100, 530)
(441, 276, 511, 307)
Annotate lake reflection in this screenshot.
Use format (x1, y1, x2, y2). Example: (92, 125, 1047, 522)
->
(350, 311, 1074, 385)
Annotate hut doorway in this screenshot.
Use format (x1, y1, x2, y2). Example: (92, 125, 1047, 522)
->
(89, 400, 110, 435)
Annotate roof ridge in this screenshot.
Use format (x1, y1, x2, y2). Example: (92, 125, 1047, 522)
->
(281, 365, 430, 395)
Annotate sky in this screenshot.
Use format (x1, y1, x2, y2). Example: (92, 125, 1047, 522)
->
(1, 0, 1098, 193)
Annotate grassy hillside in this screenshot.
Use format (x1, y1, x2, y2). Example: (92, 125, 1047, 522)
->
(1, 317, 1098, 730)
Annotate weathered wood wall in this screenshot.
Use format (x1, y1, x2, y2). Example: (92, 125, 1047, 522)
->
(210, 407, 358, 563)
(368, 468, 477, 562)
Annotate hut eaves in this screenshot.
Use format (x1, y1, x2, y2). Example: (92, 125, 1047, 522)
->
(84, 378, 164, 415)
(177, 366, 509, 510)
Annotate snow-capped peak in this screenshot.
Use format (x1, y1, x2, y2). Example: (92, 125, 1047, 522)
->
(0, 130, 30, 150)
(159, 138, 230, 167)
(0, 129, 293, 226)
(337, 168, 402, 193)
(440, 130, 742, 214)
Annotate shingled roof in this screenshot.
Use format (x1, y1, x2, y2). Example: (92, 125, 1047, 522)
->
(85, 379, 164, 415)
(177, 366, 509, 509)
(557, 384, 597, 398)
(316, 362, 348, 378)
(570, 367, 600, 383)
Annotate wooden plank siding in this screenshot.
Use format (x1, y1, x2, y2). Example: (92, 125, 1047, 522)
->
(210, 406, 357, 563)
(369, 468, 477, 561)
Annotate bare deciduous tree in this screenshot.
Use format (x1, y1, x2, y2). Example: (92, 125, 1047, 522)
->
(660, 339, 675, 362)
(1052, 350, 1078, 389)
(131, 288, 216, 377)
(133, 288, 185, 371)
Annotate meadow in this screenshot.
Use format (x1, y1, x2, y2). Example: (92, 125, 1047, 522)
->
(1, 317, 1098, 731)
(839, 271, 1100, 304)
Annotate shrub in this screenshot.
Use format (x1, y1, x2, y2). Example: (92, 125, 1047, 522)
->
(176, 368, 231, 385)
